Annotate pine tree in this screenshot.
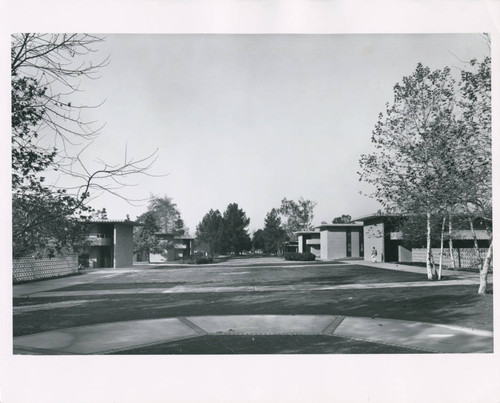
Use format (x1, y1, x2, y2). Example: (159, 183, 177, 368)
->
(262, 208, 288, 255)
(195, 209, 225, 256)
(222, 203, 252, 255)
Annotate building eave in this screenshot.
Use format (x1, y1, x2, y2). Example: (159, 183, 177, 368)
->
(82, 219, 141, 226)
(315, 223, 363, 229)
(351, 213, 402, 222)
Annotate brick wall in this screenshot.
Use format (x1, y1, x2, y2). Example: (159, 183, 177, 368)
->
(13, 255, 78, 283)
(412, 248, 490, 269)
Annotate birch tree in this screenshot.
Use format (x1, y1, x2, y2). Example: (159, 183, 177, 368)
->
(359, 64, 459, 280)
(458, 56, 492, 294)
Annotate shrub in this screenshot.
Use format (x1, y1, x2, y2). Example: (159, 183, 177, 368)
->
(195, 256, 214, 264)
(284, 252, 316, 261)
(179, 255, 214, 264)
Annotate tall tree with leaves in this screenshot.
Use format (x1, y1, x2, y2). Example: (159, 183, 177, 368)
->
(359, 63, 460, 280)
(133, 195, 186, 260)
(144, 195, 183, 233)
(332, 214, 352, 224)
(133, 211, 160, 260)
(279, 197, 317, 241)
(252, 229, 266, 252)
(458, 56, 492, 294)
(195, 209, 225, 256)
(222, 203, 252, 255)
(261, 208, 288, 255)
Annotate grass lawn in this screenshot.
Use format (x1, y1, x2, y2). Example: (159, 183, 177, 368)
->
(13, 260, 493, 354)
(50, 264, 432, 291)
(13, 284, 492, 337)
(110, 335, 423, 355)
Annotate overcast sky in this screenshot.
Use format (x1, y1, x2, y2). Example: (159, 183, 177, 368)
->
(69, 34, 489, 233)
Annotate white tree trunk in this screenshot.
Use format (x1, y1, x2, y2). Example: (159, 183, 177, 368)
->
(426, 211, 435, 280)
(478, 241, 492, 295)
(448, 212, 456, 269)
(438, 216, 446, 280)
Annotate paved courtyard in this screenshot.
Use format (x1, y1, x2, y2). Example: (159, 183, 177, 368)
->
(12, 257, 493, 354)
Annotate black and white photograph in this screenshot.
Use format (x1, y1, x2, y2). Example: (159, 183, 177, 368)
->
(1, 1, 499, 403)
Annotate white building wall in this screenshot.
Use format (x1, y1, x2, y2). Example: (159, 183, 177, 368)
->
(351, 230, 360, 258)
(310, 245, 321, 257)
(320, 229, 347, 259)
(297, 234, 304, 253)
(114, 224, 134, 268)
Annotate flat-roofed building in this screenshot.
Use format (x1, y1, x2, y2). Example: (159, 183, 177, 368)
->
(316, 223, 364, 260)
(295, 223, 364, 260)
(296, 231, 321, 257)
(81, 219, 139, 268)
(148, 234, 196, 263)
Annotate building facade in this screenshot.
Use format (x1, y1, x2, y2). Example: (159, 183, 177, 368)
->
(80, 220, 138, 268)
(301, 213, 491, 264)
(296, 224, 364, 260)
(317, 224, 364, 260)
(353, 214, 405, 262)
(297, 231, 321, 257)
(147, 234, 196, 263)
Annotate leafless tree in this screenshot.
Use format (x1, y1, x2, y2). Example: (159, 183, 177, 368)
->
(11, 33, 162, 256)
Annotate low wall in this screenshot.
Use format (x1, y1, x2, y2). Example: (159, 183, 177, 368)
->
(398, 245, 413, 262)
(13, 255, 78, 283)
(411, 248, 489, 269)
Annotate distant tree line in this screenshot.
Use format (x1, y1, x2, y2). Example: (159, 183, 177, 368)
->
(194, 197, 317, 257)
(252, 197, 317, 255)
(196, 203, 252, 256)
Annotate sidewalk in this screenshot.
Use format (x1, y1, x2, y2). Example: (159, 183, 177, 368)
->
(13, 268, 137, 297)
(13, 314, 493, 355)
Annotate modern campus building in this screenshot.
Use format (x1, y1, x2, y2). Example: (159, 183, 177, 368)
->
(147, 233, 196, 263)
(80, 219, 138, 268)
(295, 213, 490, 265)
(356, 214, 405, 262)
(297, 223, 364, 260)
(80, 221, 196, 267)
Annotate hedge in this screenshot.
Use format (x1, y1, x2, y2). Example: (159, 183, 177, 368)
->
(179, 256, 214, 264)
(284, 252, 316, 261)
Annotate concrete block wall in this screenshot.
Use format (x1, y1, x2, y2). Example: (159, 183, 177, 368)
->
(398, 245, 412, 262)
(412, 248, 490, 269)
(13, 255, 78, 283)
(114, 224, 134, 268)
(320, 229, 347, 259)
